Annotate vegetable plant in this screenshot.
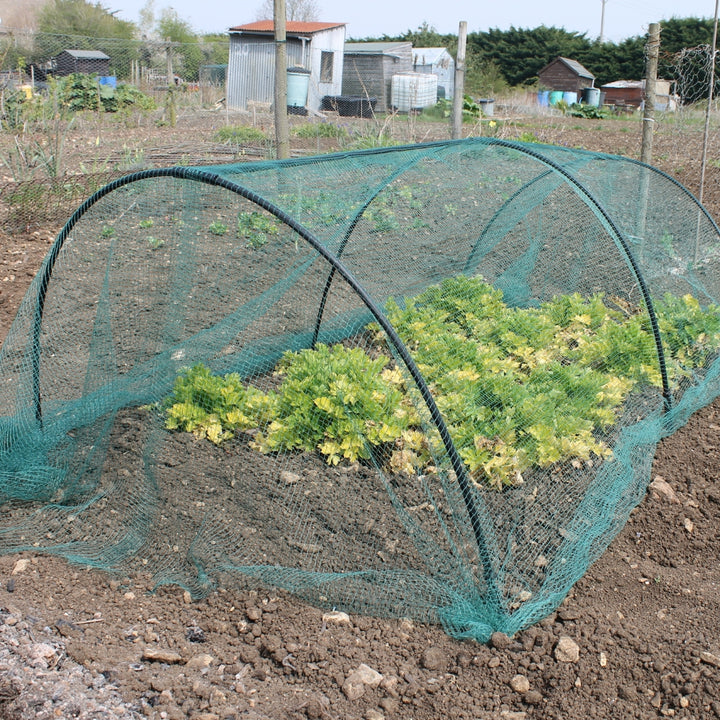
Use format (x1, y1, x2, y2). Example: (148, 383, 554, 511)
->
(163, 277, 720, 489)
(237, 211, 280, 249)
(208, 221, 229, 236)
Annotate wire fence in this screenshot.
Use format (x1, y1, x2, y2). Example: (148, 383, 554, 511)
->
(0, 28, 229, 98)
(1, 30, 720, 232)
(659, 44, 720, 201)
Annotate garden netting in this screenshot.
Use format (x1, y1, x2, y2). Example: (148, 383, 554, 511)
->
(2, 137, 720, 642)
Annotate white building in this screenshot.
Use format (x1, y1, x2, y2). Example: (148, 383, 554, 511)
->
(227, 20, 346, 112)
(412, 47, 454, 100)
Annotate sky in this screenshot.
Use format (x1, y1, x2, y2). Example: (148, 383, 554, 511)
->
(111, 0, 720, 43)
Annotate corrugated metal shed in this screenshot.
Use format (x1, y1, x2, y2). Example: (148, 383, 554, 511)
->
(601, 79, 676, 110)
(227, 21, 346, 112)
(342, 42, 413, 111)
(412, 47, 454, 99)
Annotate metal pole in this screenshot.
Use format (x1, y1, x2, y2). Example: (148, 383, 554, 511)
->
(452, 21, 467, 140)
(699, 0, 719, 206)
(274, 0, 290, 159)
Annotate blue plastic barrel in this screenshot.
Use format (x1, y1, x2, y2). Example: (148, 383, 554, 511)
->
(537, 90, 549, 107)
(548, 91, 563, 106)
(287, 67, 310, 108)
(563, 91, 578, 105)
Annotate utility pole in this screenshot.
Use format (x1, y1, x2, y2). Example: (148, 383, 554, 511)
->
(599, 0, 608, 43)
(274, 0, 290, 159)
(452, 21, 467, 140)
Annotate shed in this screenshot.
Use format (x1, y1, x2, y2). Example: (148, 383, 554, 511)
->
(412, 47, 454, 99)
(538, 56, 595, 94)
(600, 79, 676, 111)
(342, 42, 413, 112)
(53, 50, 110, 77)
(227, 21, 346, 112)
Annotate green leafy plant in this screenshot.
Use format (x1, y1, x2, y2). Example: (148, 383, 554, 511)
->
(565, 103, 611, 119)
(147, 236, 164, 249)
(139, 218, 154, 228)
(163, 278, 720, 489)
(100, 225, 116, 238)
(237, 211, 280, 249)
(164, 347, 425, 469)
(208, 221, 229, 236)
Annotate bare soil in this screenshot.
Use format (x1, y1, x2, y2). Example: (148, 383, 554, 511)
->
(1, 106, 720, 720)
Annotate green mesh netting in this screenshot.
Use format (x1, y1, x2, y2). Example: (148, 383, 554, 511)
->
(2, 138, 720, 642)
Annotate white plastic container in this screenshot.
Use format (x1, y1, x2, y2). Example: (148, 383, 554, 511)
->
(391, 73, 438, 112)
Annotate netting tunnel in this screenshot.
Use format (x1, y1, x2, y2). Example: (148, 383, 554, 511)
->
(2, 137, 720, 641)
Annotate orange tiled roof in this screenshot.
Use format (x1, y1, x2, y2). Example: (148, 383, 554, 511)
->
(230, 20, 345, 34)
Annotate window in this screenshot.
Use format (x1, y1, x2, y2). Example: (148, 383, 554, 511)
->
(320, 51, 334, 83)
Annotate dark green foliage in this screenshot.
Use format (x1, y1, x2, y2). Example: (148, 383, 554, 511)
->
(158, 8, 204, 82)
(35, 0, 139, 78)
(50, 74, 155, 113)
(37, 0, 136, 39)
(366, 17, 717, 93)
(468, 25, 590, 87)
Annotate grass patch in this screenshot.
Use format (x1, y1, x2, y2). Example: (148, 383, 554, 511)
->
(294, 122, 348, 139)
(214, 125, 268, 144)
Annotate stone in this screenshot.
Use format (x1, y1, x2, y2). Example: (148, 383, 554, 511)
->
(28, 643, 57, 668)
(342, 675, 367, 701)
(342, 663, 383, 700)
(186, 653, 214, 670)
(365, 709, 385, 720)
(490, 631, 512, 650)
(280, 470, 301, 485)
(700, 651, 720, 667)
(523, 690, 543, 705)
(142, 647, 183, 664)
(554, 636, 580, 663)
(11, 559, 29, 575)
(649, 476, 680, 503)
(322, 610, 351, 626)
(421, 646, 447, 671)
(355, 663, 383, 687)
(510, 674, 531, 693)
(618, 684, 638, 700)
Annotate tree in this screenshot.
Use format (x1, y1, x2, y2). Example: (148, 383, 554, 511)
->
(468, 25, 591, 87)
(399, 22, 453, 48)
(35, 0, 138, 78)
(138, 0, 158, 39)
(657, 17, 715, 52)
(254, 0, 321, 22)
(37, 0, 136, 39)
(157, 7, 203, 81)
